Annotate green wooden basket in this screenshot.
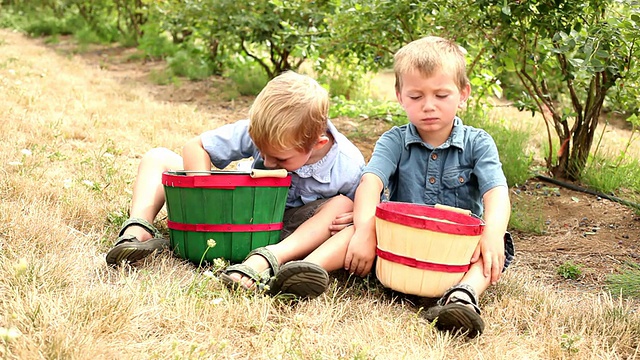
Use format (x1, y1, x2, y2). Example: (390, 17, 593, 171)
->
(162, 170, 291, 264)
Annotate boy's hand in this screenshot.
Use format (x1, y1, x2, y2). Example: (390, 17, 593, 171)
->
(471, 235, 505, 285)
(329, 212, 354, 236)
(344, 230, 377, 276)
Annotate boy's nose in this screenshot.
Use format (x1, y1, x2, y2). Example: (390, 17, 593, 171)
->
(422, 98, 435, 111)
(263, 157, 277, 168)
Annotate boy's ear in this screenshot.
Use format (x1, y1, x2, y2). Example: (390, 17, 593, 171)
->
(313, 134, 330, 149)
(396, 89, 404, 105)
(458, 83, 471, 108)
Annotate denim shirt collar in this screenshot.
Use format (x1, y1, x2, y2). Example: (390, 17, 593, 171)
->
(404, 117, 465, 150)
(291, 120, 339, 183)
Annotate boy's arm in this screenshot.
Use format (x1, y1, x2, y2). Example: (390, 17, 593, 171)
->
(344, 173, 384, 276)
(182, 136, 212, 172)
(471, 185, 510, 284)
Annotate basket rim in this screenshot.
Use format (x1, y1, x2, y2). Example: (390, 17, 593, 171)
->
(162, 171, 291, 189)
(375, 201, 484, 236)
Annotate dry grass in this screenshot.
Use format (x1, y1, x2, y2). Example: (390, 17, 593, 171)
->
(2, 29, 640, 359)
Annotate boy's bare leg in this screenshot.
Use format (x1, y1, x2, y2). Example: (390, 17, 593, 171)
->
(121, 147, 183, 241)
(453, 261, 491, 304)
(228, 195, 353, 286)
(303, 225, 354, 272)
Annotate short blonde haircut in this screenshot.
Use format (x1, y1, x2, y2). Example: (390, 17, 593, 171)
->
(248, 71, 329, 153)
(394, 36, 469, 93)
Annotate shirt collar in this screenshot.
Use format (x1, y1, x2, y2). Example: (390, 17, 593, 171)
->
(405, 117, 465, 150)
(292, 120, 339, 183)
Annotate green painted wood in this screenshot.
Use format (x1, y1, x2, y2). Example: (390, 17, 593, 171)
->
(163, 173, 289, 264)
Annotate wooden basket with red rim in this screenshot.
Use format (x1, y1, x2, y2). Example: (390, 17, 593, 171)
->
(375, 202, 484, 297)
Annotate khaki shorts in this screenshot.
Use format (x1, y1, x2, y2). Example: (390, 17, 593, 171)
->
(279, 198, 332, 240)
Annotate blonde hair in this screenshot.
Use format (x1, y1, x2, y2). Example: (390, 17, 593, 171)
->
(248, 71, 329, 153)
(394, 36, 469, 93)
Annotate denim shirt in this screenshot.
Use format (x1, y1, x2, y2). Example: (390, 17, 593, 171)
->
(364, 117, 507, 217)
(200, 119, 365, 208)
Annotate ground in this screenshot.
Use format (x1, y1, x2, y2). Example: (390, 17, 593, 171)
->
(52, 39, 640, 295)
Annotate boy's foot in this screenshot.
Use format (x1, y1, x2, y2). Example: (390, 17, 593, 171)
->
(220, 247, 279, 291)
(268, 261, 329, 299)
(424, 284, 485, 338)
(105, 218, 168, 266)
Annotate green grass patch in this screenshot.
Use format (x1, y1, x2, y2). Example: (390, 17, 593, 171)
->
(462, 109, 534, 187)
(509, 192, 546, 234)
(581, 155, 640, 196)
(149, 68, 181, 86)
(606, 262, 640, 299)
(330, 97, 404, 124)
(167, 49, 214, 81)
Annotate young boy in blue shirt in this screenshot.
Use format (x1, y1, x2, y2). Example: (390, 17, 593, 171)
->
(341, 36, 514, 337)
(105, 71, 365, 299)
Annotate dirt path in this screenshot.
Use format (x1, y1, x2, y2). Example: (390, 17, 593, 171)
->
(25, 33, 640, 295)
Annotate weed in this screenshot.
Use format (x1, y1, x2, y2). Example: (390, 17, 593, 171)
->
(560, 333, 581, 354)
(557, 261, 582, 280)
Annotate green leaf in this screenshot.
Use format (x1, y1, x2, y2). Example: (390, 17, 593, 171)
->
(571, 197, 580, 202)
(503, 57, 516, 72)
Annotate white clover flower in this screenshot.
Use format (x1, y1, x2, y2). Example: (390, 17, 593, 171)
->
(211, 298, 224, 305)
(102, 152, 114, 158)
(202, 270, 214, 278)
(206, 239, 217, 248)
(21, 149, 32, 156)
(82, 180, 95, 188)
(63, 178, 72, 189)
(0, 327, 21, 342)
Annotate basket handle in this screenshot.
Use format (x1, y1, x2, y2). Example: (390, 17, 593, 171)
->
(434, 203, 472, 216)
(250, 169, 288, 178)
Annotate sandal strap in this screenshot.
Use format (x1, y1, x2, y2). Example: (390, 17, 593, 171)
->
(244, 247, 279, 276)
(118, 218, 162, 238)
(112, 233, 138, 247)
(223, 263, 261, 281)
(437, 283, 481, 315)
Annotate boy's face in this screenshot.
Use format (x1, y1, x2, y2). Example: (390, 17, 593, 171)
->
(396, 68, 470, 141)
(260, 147, 313, 172)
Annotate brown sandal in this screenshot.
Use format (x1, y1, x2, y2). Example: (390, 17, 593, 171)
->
(424, 284, 485, 338)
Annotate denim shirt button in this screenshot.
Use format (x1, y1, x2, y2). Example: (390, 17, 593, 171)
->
(458, 176, 465, 183)
(429, 177, 436, 184)
(431, 153, 438, 160)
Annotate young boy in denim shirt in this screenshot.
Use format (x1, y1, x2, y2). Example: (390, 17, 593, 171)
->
(342, 36, 515, 337)
(106, 71, 365, 299)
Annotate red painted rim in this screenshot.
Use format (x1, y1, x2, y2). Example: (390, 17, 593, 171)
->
(376, 248, 471, 273)
(375, 202, 484, 236)
(167, 220, 283, 232)
(162, 172, 291, 189)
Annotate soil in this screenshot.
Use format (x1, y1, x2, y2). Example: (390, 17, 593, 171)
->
(49, 38, 640, 295)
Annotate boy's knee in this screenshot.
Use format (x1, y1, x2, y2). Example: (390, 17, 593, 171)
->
(325, 194, 353, 211)
(143, 147, 174, 161)
(139, 147, 182, 170)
